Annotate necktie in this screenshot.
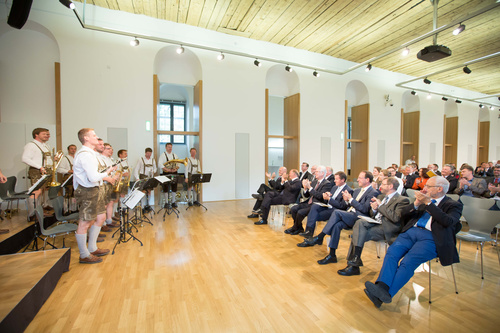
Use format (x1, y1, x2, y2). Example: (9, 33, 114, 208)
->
(416, 199, 437, 228)
(348, 188, 366, 212)
(308, 181, 320, 204)
(495, 178, 499, 184)
(375, 196, 389, 221)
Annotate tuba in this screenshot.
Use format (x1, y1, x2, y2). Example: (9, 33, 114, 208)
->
(49, 150, 65, 187)
(164, 158, 188, 167)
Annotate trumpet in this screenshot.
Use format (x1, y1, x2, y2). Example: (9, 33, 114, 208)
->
(164, 158, 188, 167)
(114, 170, 123, 192)
(49, 150, 64, 187)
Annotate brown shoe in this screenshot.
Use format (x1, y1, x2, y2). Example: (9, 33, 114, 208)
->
(107, 221, 120, 228)
(91, 248, 110, 257)
(0, 229, 9, 234)
(97, 237, 105, 243)
(101, 225, 112, 232)
(112, 216, 120, 222)
(79, 254, 103, 264)
(98, 233, 107, 238)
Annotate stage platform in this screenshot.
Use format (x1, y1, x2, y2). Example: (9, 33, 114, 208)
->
(0, 248, 71, 333)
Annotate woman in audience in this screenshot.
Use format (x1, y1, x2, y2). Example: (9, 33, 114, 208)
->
(412, 167, 430, 190)
(372, 169, 389, 190)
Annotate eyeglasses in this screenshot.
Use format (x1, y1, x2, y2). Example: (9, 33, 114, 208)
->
(423, 184, 441, 188)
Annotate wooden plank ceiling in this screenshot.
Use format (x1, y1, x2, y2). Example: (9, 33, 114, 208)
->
(77, 0, 500, 96)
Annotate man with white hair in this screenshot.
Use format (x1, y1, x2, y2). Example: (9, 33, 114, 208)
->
(364, 176, 463, 308)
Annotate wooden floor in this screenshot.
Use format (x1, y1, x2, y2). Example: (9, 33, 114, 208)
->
(16, 200, 500, 332)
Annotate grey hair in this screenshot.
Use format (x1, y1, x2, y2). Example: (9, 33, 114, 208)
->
(317, 165, 327, 177)
(434, 176, 450, 194)
(444, 163, 456, 172)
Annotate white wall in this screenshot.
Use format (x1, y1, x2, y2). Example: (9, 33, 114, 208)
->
(0, 0, 499, 201)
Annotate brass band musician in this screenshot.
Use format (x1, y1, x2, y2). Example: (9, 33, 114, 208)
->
(57, 144, 77, 212)
(185, 147, 201, 206)
(158, 143, 179, 207)
(134, 147, 157, 207)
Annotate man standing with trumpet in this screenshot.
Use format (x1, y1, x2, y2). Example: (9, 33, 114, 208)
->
(158, 143, 180, 207)
(73, 128, 119, 264)
(185, 147, 201, 206)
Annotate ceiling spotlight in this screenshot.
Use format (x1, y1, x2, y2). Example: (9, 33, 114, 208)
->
(490, 106, 495, 110)
(254, 59, 261, 67)
(402, 47, 410, 56)
(365, 64, 372, 72)
(411, 91, 417, 96)
(479, 104, 484, 108)
(453, 23, 466, 35)
(463, 66, 471, 74)
(285, 65, 292, 72)
(455, 99, 462, 104)
(427, 93, 432, 100)
(442, 97, 448, 101)
(59, 0, 75, 9)
(217, 52, 225, 61)
(313, 70, 320, 77)
(129, 37, 139, 47)
(423, 78, 431, 84)
(176, 45, 184, 54)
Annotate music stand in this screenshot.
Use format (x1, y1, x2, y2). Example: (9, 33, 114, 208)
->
(112, 188, 145, 254)
(156, 175, 181, 219)
(61, 174, 74, 212)
(23, 175, 52, 252)
(186, 173, 211, 211)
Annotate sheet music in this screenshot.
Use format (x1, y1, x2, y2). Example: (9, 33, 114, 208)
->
(313, 202, 332, 208)
(357, 215, 382, 224)
(61, 174, 73, 187)
(123, 189, 145, 209)
(154, 175, 171, 183)
(28, 174, 50, 194)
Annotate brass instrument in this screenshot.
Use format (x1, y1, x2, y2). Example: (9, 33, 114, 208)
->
(99, 158, 126, 173)
(163, 158, 188, 167)
(114, 170, 124, 192)
(49, 150, 64, 187)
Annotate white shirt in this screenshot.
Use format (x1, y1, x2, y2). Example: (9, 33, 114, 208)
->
(73, 146, 108, 189)
(22, 140, 53, 169)
(158, 151, 178, 172)
(414, 195, 445, 231)
(185, 157, 200, 178)
(57, 155, 74, 174)
(134, 156, 157, 179)
(331, 184, 346, 201)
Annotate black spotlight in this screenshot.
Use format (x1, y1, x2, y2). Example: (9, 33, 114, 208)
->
(285, 65, 292, 72)
(60, 0, 75, 9)
(254, 59, 261, 67)
(423, 78, 431, 84)
(453, 23, 465, 35)
(479, 104, 484, 108)
(442, 97, 448, 101)
(313, 70, 320, 77)
(463, 66, 471, 74)
(411, 91, 417, 96)
(497, 97, 500, 101)
(455, 99, 462, 104)
(365, 64, 372, 72)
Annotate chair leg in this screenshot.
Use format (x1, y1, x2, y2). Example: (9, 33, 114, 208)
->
(376, 242, 380, 259)
(451, 264, 458, 294)
(428, 260, 432, 304)
(480, 241, 484, 279)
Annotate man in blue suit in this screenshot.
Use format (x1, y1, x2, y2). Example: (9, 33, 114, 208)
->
(298, 171, 353, 238)
(364, 176, 463, 308)
(297, 171, 378, 266)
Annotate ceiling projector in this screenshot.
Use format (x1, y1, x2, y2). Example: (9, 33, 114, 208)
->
(417, 45, 452, 62)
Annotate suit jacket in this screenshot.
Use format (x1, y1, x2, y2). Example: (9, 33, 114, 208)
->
(453, 177, 488, 197)
(395, 172, 403, 178)
(485, 177, 500, 198)
(370, 193, 410, 244)
(445, 174, 458, 194)
(401, 196, 463, 266)
(268, 177, 283, 191)
(347, 186, 378, 216)
(299, 171, 312, 182)
(303, 178, 331, 204)
(328, 185, 353, 210)
(280, 178, 302, 204)
(404, 173, 418, 189)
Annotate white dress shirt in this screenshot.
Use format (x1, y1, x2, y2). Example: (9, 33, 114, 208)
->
(158, 152, 178, 172)
(73, 146, 108, 189)
(22, 140, 53, 169)
(134, 156, 157, 179)
(57, 155, 74, 174)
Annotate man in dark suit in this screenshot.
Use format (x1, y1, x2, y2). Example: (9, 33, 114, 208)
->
(284, 165, 331, 235)
(337, 177, 410, 276)
(326, 167, 335, 183)
(403, 164, 418, 191)
(485, 164, 500, 198)
(441, 164, 458, 194)
(248, 166, 287, 218)
(299, 171, 353, 238)
(364, 176, 463, 308)
(254, 169, 302, 225)
(299, 162, 312, 182)
(297, 171, 378, 266)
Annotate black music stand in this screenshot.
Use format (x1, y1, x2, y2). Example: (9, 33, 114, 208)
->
(156, 175, 181, 219)
(61, 174, 74, 213)
(139, 177, 159, 215)
(23, 175, 52, 252)
(186, 173, 211, 211)
(112, 188, 144, 254)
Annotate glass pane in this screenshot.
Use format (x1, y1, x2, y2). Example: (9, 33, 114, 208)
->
(173, 118, 184, 131)
(268, 138, 283, 176)
(173, 105, 184, 118)
(173, 135, 184, 143)
(158, 104, 170, 117)
(158, 117, 171, 131)
(158, 134, 171, 143)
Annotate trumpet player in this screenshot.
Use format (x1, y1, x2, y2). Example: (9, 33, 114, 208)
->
(185, 147, 201, 206)
(57, 144, 77, 212)
(22, 127, 55, 220)
(116, 149, 131, 197)
(134, 147, 157, 206)
(97, 140, 120, 231)
(158, 143, 179, 207)
(73, 128, 119, 264)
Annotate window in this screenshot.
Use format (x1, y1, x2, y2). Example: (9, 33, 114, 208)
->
(158, 102, 186, 144)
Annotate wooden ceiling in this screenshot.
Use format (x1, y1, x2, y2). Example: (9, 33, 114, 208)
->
(76, 0, 500, 96)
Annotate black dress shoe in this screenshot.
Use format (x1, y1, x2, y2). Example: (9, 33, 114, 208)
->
(317, 254, 337, 265)
(172, 202, 178, 208)
(289, 228, 304, 235)
(365, 281, 392, 303)
(296, 236, 323, 247)
(347, 255, 364, 267)
(284, 227, 296, 234)
(337, 265, 360, 276)
(364, 289, 382, 308)
(252, 194, 264, 200)
(299, 230, 313, 238)
(247, 213, 259, 218)
(254, 219, 268, 225)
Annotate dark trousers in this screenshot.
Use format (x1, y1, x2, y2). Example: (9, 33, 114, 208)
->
(260, 192, 285, 221)
(322, 210, 358, 249)
(306, 204, 335, 231)
(290, 202, 312, 230)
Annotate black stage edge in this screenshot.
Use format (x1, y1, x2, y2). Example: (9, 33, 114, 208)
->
(0, 248, 71, 333)
(0, 223, 36, 255)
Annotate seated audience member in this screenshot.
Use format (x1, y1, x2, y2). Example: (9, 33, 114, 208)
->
(372, 167, 382, 183)
(297, 165, 318, 203)
(372, 169, 389, 190)
(440, 164, 458, 194)
(326, 167, 335, 184)
(402, 164, 418, 190)
(475, 162, 493, 178)
(254, 169, 302, 225)
(412, 168, 430, 191)
(428, 164, 441, 176)
(284, 166, 331, 235)
(248, 166, 287, 218)
(387, 166, 404, 194)
(338, 177, 410, 276)
(299, 162, 312, 182)
(486, 164, 500, 199)
(364, 176, 462, 308)
(297, 171, 378, 266)
(405, 155, 416, 165)
(300, 171, 353, 238)
(454, 165, 487, 197)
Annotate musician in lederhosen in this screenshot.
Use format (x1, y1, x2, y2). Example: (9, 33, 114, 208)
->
(158, 143, 180, 208)
(185, 147, 201, 206)
(21, 127, 54, 220)
(57, 144, 77, 212)
(116, 149, 131, 198)
(134, 147, 157, 207)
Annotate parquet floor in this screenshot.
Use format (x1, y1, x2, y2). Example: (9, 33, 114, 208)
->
(10, 200, 500, 332)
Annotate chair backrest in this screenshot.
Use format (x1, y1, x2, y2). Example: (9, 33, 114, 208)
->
(406, 189, 417, 199)
(461, 205, 500, 236)
(6, 176, 18, 195)
(51, 197, 65, 221)
(460, 196, 496, 210)
(48, 186, 61, 200)
(0, 177, 12, 199)
(446, 194, 460, 201)
(34, 205, 49, 235)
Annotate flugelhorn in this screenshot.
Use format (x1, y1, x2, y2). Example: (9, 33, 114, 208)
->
(49, 150, 64, 187)
(164, 158, 188, 167)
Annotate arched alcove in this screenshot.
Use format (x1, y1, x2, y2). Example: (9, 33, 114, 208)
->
(443, 100, 458, 165)
(400, 91, 421, 166)
(264, 65, 300, 174)
(153, 46, 202, 85)
(345, 80, 370, 181)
